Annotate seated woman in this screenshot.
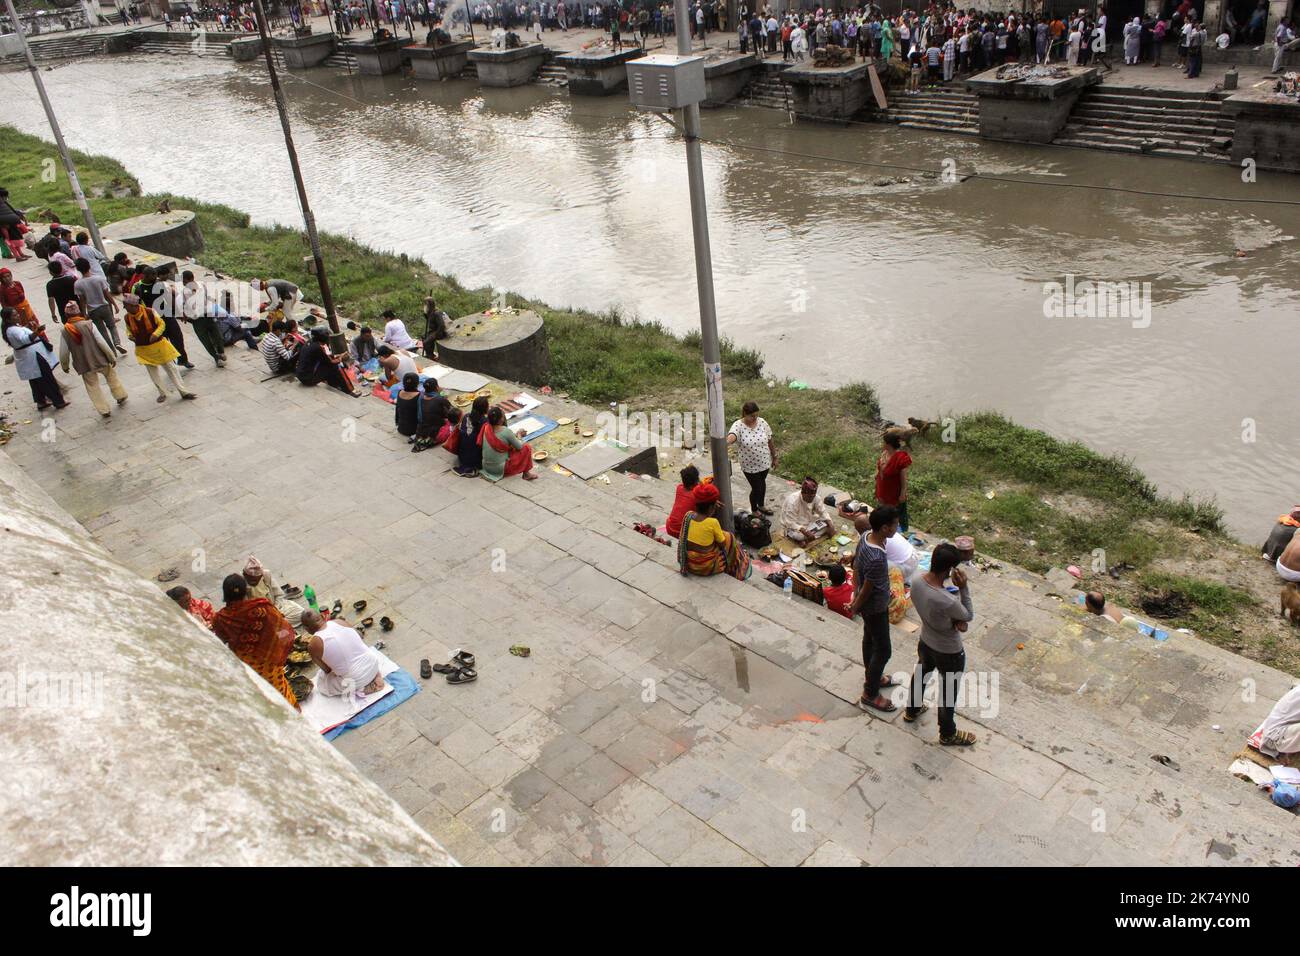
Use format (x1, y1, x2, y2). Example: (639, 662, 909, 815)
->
(478, 405, 539, 481)
(381, 311, 418, 350)
(665, 464, 701, 539)
(412, 377, 453, 452)
(211, 573, 298, 709)
(394, 371, 421, 441)
(678, 483, 751, 580)
(296, 326, 362, 396)
(455, 395, 490, 477)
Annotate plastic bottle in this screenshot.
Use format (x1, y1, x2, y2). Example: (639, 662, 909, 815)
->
(783, 576, 794, 600)
(303, 585, 319, 610)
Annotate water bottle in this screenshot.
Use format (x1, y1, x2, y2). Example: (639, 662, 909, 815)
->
(783, 576, 793, 600)
(303, 585, 319, 610)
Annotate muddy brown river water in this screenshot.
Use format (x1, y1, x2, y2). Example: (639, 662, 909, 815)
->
(3, 54, 1297, 537)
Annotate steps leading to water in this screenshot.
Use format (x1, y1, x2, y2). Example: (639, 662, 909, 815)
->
(881, 83, 979, 135)
(1053, 85, 1235, 163)
(744, 70, 791, 111)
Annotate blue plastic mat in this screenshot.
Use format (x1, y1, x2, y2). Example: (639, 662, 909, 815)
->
(322, 668, 420, 740)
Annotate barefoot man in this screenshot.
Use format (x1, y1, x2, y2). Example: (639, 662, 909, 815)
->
(302, 610, 387, 699)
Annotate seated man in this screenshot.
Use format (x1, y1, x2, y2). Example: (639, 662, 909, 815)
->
(1262, 508, 1300, 561)
(1083, 591, 1141, 629)
(822, 562, 854, 618)
(1254, 684, 1300, 765)
(1277, 526, 1300, 584)
(259, 319, 299, 375)
(885, 527, 919, 584)
(242, 555, 304, 627)
(348, 324, 380, 366)
(302, 610, 386, 698)
(781, 476, 833, 544)
(377, 344, 418, 386)
(296, 326, 362, 396)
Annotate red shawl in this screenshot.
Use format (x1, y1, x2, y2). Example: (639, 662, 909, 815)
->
(477, 422, 511, 454)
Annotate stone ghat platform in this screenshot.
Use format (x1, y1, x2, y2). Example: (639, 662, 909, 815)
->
(2, 238, 1297, 865)
(966, 64, 1102, 144)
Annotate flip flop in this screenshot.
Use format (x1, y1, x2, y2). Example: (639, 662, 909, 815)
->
(431, 661, 458, 674)
(419, 659, 432, 679)
(452, 649, 475, 668)
(858, 695, 897, 713)
(446, 666, 477, 685)
(352, 600, 367, 613)
(361, 617, 374, 628)
(380, 616, 395, 632)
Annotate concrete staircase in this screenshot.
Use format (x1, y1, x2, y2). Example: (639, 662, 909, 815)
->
(743, 66, 791, 111)
(1054, 85, 1235, 163)
(2, 30, 119, 63)
(882, 83, 979, 135)
(536, 60, 567, 86)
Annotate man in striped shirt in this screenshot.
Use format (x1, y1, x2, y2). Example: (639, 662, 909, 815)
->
(259, 320, 298, 375)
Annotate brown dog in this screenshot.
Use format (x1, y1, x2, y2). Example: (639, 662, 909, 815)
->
(1282, 583, 1300, 625)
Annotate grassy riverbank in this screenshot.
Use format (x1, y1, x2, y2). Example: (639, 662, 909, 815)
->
(3, 124, 1293, 673)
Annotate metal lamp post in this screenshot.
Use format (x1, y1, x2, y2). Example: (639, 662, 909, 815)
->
(626, 0, 734, 531)
(3, 0, 105, 254)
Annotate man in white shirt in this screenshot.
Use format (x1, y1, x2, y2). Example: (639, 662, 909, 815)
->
(303, 611, 385, 698)
(781, 477, 833, 544)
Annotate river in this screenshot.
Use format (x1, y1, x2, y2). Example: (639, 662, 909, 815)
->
(3, 53, 1296, 538)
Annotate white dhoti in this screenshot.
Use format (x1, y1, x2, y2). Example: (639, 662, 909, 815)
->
(318, 647, 382, 698)
(1277, 557, 1300, 583)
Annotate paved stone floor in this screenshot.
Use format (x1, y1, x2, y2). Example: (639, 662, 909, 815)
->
(3, 242, 1297, 865)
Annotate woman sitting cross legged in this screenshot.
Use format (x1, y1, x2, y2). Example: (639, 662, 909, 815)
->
(677, 483, 752, 580)
(478, 404, 539, 481)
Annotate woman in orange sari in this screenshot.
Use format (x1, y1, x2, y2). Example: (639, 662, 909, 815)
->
(677, 483, 751, 580)
(212, 573, 299, 709)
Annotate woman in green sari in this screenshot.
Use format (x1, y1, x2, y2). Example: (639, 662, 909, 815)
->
(880, 17, 895, 61)
(478, 405, 539, 481)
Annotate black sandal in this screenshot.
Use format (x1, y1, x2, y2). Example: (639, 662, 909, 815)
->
(431, 661, 457, 674)
(446, 666, 477, 685)
(380, 616, 395, 632)
(452, 650, 475, 668)
(352, 600, 367, 613)
(419, 659, 432, 679)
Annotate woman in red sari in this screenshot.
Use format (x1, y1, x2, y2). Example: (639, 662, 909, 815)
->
(0, 268, 39, 329)
(212, 574, 299, 709)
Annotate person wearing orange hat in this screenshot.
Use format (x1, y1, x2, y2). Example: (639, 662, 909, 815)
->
(677, 482, 751, 580)
(58, 301, 127, 419)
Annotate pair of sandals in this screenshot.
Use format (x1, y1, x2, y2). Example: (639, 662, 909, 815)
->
(420, 649, 476, 684)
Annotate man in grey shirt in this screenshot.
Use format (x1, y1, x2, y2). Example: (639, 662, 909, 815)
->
(74, 257, 125, 354)
(904, 541, 975, 745)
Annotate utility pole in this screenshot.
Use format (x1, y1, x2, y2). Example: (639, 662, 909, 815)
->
(251, 0, 342, 346)
(673, 0, 733, 530)
(3, 0, 105, 255)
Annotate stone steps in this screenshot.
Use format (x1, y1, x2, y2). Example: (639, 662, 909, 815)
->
(536, 62, 567, 86)
(1054, 84, 1234, 165)
(882, 86, 978, 135)
(743, 76, 790, 110)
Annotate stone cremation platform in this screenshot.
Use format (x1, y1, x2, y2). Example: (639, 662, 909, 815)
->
(467, 43, 548, 87)
(1223, 88, 1300, 174)
(406, 39, 477, 80)
(702, 51, 759, 106)
(273, 31, 338, 70)
(101, 209, 204, 260)
(966, 64, 1101, 143)
(228, 35, 264, 62)
(557, 46, 644, 95)
(782, 59, 874, 121)
(341, 36, 406, 75)
(436, 308, 552, 384)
